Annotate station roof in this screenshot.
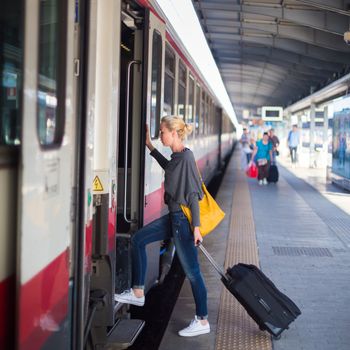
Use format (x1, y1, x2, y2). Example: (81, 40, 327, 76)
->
(192, 0, 350, 121)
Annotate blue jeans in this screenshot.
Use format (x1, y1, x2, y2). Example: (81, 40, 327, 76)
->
(131, 211, 208, 318)
(289, 146, 297, 163)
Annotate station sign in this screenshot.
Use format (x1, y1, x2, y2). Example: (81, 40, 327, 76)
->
(261, 106, 283, 121)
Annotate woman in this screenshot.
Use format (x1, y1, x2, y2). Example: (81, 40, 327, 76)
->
(114, 116, 210, 337)
(250, 132, 273, 185)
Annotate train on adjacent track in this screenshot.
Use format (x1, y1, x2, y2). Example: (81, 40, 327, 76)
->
(1, 0, 236, 349)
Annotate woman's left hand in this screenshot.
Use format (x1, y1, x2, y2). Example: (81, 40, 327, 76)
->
(193, 227, 203, 246)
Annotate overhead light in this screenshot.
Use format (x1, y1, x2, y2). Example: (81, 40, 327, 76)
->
(243, 19, 276, 25)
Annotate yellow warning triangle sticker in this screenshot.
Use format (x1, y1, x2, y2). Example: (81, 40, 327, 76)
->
(93, 176, 104, 191)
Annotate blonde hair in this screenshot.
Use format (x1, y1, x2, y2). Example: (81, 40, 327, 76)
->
(161, 115, 193, 140)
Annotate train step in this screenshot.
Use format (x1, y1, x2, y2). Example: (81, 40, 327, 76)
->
(106, 318, 145, 349)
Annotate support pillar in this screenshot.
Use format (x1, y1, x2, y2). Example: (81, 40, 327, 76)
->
(309, 103, 316, 168)
(322, 106, 329, 168)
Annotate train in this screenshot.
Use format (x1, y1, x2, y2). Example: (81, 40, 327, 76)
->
(0, 0, 236, 349)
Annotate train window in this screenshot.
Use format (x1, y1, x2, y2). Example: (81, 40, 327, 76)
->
(195, 83, 200, 135)
(206, 96, 210, 135)
(177, 60, 186, 118)
(209, 99, 213, 134)
(150, 30, 162, 139)
(37, 0, 67, 147)
(200, 91, 206, 135)
(0, 0, 24, 146)
(188, 75, 194, 125)
(164, 44, 175, 116)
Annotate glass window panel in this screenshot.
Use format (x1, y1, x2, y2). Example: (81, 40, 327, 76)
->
(150, 30, 162, 139)
(187, 76, 194, 124)
(37, 0, 66, 146)
(0, 0, 24, 146)
(195, 84, 200, 135)
(165, 45, 175, 76)
(177, 85, 186, 118)
(163, 74, 173, 116)
(164, 45, 174, 116)
(177, 60, 186, 118)
(178, 61, 186, 86)
(200, 91, 206, 135)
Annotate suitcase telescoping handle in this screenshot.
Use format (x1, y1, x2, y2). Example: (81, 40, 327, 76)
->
(198, 243, 227, 280)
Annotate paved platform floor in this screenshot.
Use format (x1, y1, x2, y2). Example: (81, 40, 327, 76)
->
(159, 149, 350, 350)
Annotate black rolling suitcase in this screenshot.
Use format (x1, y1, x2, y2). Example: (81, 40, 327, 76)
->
(199, 244, 301, 338)
(267, 164, 279, 183)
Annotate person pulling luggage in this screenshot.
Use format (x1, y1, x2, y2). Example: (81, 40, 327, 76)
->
(114, 116, 210, 337)
(250, 132, 273, 185)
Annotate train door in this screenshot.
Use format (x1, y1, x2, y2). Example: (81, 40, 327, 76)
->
(116, 4, 166, 291)
(142, 10, 166, 289)
(15, 1, 76, 349)
(0, 1, 23, 349)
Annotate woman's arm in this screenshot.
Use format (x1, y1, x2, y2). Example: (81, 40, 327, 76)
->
(146, 124, 169, 169)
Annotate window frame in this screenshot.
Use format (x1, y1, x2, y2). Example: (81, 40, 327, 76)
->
(149, 29, 163, 140)
(36, 0, 67, 149)
(163, 43, 175, 116)
(187, 74, 195, 125)
(177, 60, 187, 119)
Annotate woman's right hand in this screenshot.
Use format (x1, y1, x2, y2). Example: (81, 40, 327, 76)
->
(145, 124, 154, 151)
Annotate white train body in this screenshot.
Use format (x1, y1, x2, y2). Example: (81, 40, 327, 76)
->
(0, 0, 236, 349)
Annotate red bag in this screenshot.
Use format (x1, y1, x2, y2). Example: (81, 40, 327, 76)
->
(246, 163, 258, 178)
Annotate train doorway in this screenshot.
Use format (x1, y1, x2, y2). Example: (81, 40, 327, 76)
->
(117, 6, 143, 234)
(115, 3, 145, 294)
(116, 3, 166, 291)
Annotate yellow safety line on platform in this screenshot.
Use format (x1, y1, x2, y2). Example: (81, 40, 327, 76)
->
(215, 169, 272, 350)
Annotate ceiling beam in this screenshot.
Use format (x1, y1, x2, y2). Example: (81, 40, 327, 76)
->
(213, 44, 343, 71)
(209, 36, 350, 64)
(196, 2, 350, 36)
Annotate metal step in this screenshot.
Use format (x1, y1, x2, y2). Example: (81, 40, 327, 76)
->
(105, 318, 145, 349)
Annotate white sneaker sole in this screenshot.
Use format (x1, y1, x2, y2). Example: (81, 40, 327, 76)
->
(178, 328, 210, 337)
(114, 295, 145, 307)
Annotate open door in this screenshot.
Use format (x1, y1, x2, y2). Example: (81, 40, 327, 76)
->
(142, 9, 166, 289)
(16, 1, 75, 349)
(116, 5, 166, 292)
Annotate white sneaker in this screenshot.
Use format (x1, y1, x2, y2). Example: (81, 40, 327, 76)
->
(258, 180, 263, 185)
(263, 178, 268, 185)
(114, 289, 145, 306)
(178, 316, 210, 337)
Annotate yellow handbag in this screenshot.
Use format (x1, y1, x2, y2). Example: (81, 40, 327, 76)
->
(181, 182, 225, 237)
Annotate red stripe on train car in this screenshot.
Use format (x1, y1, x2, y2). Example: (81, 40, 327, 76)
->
(109, 207, 116, 252)
(136, 0, 165, 23)
(0, 274, 15, 350)
(85, 221, 93, 272)
(18, 250, 69, 350)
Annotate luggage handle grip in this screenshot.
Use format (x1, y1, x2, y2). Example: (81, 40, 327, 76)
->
(198, 243, 227, 280)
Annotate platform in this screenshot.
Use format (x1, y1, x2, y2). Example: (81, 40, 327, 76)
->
(159, 149, 350, 350)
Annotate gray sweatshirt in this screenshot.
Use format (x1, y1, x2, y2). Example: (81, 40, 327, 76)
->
(150, 148, 203, 227)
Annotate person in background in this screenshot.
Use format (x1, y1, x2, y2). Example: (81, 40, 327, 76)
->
(250, 132, 273, 185)
(269, 128, 280, 163)
(287, 125, 300, 164)
(240, 127, 252, 163)
(114, 116, 210, 337)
